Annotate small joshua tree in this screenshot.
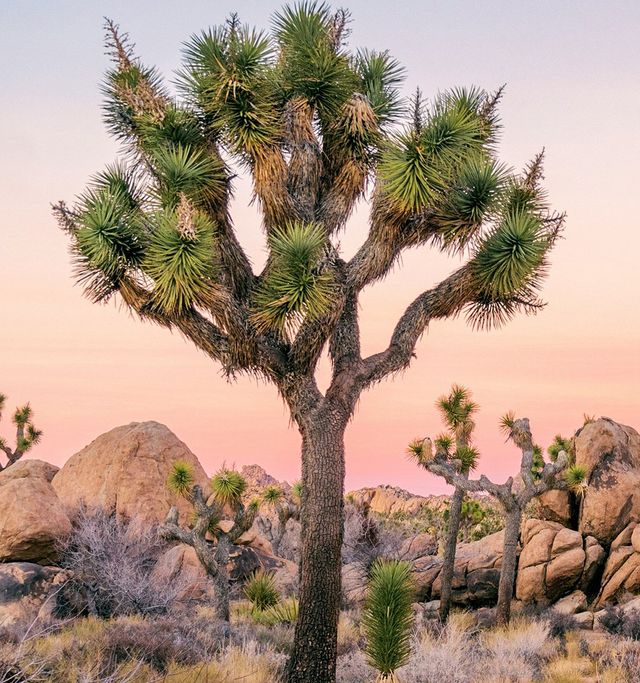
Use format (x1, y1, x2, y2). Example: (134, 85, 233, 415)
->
(410, 413, 574, 625)
(0, 394, 43, 472)
(160, 462, 258, 621)
(430, 384, 478, 622)
(262, 483, 301, 555)
(363, 558, 414, 682)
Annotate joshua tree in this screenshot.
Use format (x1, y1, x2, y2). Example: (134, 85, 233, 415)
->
(160, 462, 258, 621)
(363, 558, 414, 682)
(0, 394, 43, 472)
(262, 484, 301, 555)
(53, 5, 563, 679)
(410, 415, 574, 625)
(430, 384, 478, 622)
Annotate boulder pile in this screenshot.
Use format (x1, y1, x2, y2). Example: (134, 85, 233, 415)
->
(2, 416, 640, 631)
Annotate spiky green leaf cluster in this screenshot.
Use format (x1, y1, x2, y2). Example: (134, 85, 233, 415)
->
(211, 468, 247, 506)
(531, 444, 545, 480)
(499, 411, 516, 438)
(143, 204, 217, 314)
(167, 461, 195, 498)
(252, 223, 334, 335)
(434, 433, 454, 456)
(253, 597, 299, 626)
(548, 435, 572, 462)
(274, 3, 356, 119)
(181, 19, 277, 154)
(263, 484, 284, 505)
(74, 173, 146, 303)
(244, 570, 280, 612)
(379, 89, 491, 215)
(565, 463, 588, 496)
(454, 445, 480, 474)
(363, 559, 414, 678)
(406, 438, 431, 464)
(436, 384, 477, 443)
(355, 49, 405, 127)
(291, 481, 303, 500)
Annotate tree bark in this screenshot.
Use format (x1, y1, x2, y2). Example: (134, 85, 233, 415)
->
(439, 485, 465, 622)
(496, 507, 522, 626)
(212, 534, 231, 623)
(286, 410, 346, 683)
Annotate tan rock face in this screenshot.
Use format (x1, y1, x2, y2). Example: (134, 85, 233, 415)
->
(52, 422, 210, 525)
(596, 523, 640, 606)
(0, 459, 59, 483)
(515, 519, 601, 604)
(0, 563, 72, 627)
(576, 419, 640, 545)
(0, 476, 71, 564)
(537, 489, 572, 526)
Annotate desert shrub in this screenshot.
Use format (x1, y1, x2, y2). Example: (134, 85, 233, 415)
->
(599, 604, 625, 635)
(544, 609, 579, 639)
(342, 502, 407, 568)
(363, 559, 414, 681)
(623, 609, 640, 640)
(58, 506, 184, 618)
(244, 571, 280, 612)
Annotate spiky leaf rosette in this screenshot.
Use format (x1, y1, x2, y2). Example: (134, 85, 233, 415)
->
(211, 468, 247, 507)
(263, 484, 284, 505)
(151, 144, 227, 210)
(466, 208, 555, 330)
(406, 438, 432, 464)
(252, 222, 334, 335)
(565, 464, 588, 496)
(167, 461, 195, 498)
(379, 89, 490, 215)
(244, 570, 280, 612)
(454, 445, 480, 474)
(291, 481, 303, 500)
(436, 384, 478, 444)
(273, 3, 356, 119)
(434, 433, 454, 456)
(531, 444, 545, 480)
(180, 21, 278, 155)
(363, 559, 414, 679)
(499, 411, 517, 439)
(73, 179, 146, 303)
(548, 435, 573, 463)
(143, 199, 218, 314)
(355, 49, 405, 128)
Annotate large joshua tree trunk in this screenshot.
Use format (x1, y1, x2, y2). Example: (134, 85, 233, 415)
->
(286, 409, 346, 683)
(496, 506, 522, 626)
(439, 485, 465, 622)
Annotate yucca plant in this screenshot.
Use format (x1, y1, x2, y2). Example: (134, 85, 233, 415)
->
(254, 597, 300, 626)
(363, 559, 414, 682)
(55, 5, 563, 680)
(0, 393, 43, 472)
(565, 463, 588, 496)
(244, 570, 280, 612)
(161, 463, 258, 622)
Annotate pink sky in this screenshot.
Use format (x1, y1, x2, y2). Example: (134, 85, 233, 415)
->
(1, 1, 639, 494)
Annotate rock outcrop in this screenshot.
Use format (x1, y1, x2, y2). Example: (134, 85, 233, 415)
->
(52, 422, 210, 525)
(0, 466, 71, 564)
(576, 418, 640, 545)
(595, 523, 640, 606)
(0, 563, 72, 626)
(515, 519, 604, 603)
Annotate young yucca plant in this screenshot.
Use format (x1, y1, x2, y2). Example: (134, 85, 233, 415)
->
(291, 481, 303, 501)
(254, 597, 299, 626)
(167, 460, 195, 498)
(363, 559, 414, 682)
(244, 570, 280, 612)
(211, 468, 247, 507)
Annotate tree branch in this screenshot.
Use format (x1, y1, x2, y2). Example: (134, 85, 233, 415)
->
(361, 264, 476, 386)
